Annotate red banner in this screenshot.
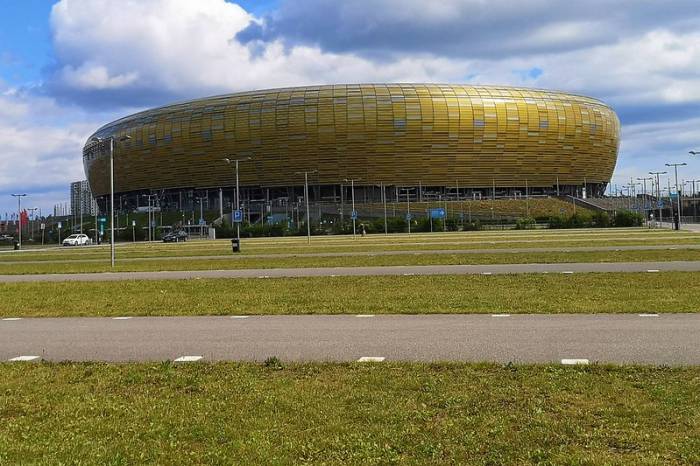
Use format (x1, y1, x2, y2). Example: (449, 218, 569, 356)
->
(20, 210, 29, 227)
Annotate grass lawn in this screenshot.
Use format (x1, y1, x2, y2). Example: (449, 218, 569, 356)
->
(1, 228, 697, 262)
(2, 248, 700, 275)
(0, 362, 697, 464)
(1, 272, 699, 317)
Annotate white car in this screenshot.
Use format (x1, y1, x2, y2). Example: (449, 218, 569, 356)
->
(62, 234, 92, 246)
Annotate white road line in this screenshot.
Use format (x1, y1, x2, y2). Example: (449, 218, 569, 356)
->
(562, 271, 574, 274)
(2, 318, 22, 321)
(356, 314, 375, 318)
(561, 358, 589, 365)
(646, 269, 660, 273)
(402, 273, 415, 276)
(112, 317, 132, 320)
(257, 275, 270, 279)
(481, 272, 492, 275)
(491, 314, 511, 317)
(174, 355, 203, 362)
(8, 355, 40, 362)
(357, 356, 385, 362)
(230, 316, 249, 319)
(639, 313, 660, 317)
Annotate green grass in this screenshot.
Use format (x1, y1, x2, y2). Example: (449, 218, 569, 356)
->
(2, 272, 699, 317)
(2, 227, 697, 262)
(0, 362, 697, 464)
(1, 248, 700, 275)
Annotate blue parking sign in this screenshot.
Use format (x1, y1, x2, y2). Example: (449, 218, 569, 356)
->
(351, 210, 358, 220)
(233, 209, 243, 223)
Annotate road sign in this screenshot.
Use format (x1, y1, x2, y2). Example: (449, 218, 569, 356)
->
(233, 209, 243, 223)
(351, 210, 358, 220)
(132, 220, 136, 227)
(40, 223, 45, 230)
(98, 217, 107, 223)
(429, 208, 446, 219)
(57, 222, 62, 229)
(198, 218, 206, 226)
(657, 201, 664, 208)
(405, 213, 412, 222)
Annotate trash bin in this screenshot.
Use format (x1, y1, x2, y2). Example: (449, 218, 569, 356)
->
(13, 241, 19, 250)
(231, 238, 240, 253)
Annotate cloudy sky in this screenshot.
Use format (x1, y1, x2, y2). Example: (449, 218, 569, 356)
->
(1, 0, 699, 215)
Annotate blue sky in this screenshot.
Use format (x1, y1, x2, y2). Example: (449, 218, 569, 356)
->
(1, 0, 699, 215)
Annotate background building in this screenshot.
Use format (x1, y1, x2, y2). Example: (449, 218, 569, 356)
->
(70, 180, 98, 217)
(83, 84, 619, 218)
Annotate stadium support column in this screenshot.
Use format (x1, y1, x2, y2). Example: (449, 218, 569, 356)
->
(219, 188, 223, 221)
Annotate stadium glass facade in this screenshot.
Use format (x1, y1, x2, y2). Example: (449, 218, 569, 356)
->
(83, 84, 619, 216)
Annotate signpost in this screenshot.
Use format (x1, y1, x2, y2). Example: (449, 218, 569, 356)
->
(233, 209, 243, 223)
(57, 221, 62, 245)
(351, 210, 357, 220)
(132, 220, 136, 243)
(40, 223, 45, 245)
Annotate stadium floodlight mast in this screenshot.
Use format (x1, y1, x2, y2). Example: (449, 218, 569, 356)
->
(296, 170, 318, 244)
(665, 162, 687, 229)
(222, 157, 253, 245)
(90, 134, 131, 268)
(10, 193, 27, 249)
(343, 178, 361, 238)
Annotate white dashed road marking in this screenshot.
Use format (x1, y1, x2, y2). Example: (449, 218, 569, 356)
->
(357, 356, 385, 362)
(257, 275, 270, 279)
(174, 356, 203, 362)
(9, 355, 40, 362)
(2, 318, 22, 321)
(639, 313, 660, 317)
(231, 316, 249, 319)
(561, 271, 574, 274)
(356, 314, 375, 318)
(481, 272, 492, 275)
(561, 358, 589, 365)
(112, 317, 132, 320)
(647, 269, 660, 273)
(491, 314, 511, 317)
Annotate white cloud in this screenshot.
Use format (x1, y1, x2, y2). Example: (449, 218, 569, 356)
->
(3, 0, 700, 213)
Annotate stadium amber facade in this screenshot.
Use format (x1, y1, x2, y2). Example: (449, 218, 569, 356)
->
(83, 84, 619, 212)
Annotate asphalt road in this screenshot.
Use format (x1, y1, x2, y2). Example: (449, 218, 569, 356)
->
(2, 314, 698, 364)
(1, 260, 700, 282)
(1, 242, 698, 265)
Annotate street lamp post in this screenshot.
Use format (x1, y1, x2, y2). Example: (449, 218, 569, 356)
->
(637, 177, 653, 218)
(649, 171, 667, 226)
(91, 135, 131, 267)
(666, 162, 687, 229)
(10, 194, 27, 249)
(296, 170, 318, 243)
(344, 178, 360, 238)
(223, 157, 253, 245)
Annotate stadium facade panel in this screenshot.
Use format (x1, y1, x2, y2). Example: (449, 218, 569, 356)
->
(83, 84, 619, 210)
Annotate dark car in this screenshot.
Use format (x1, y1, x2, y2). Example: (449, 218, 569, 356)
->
(162, 230, 188, 243)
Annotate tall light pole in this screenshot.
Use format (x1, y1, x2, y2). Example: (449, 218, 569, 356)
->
(223, 157, 253, 245)
(91, 135, 131, 267)
(637, 177, 653, 216)
(344, 178, 360, 238)
(649, 171, 667, 225)
(11, 194, 26, 249)
(666, 162, 687, 229)
(297, 170, 318, 243)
